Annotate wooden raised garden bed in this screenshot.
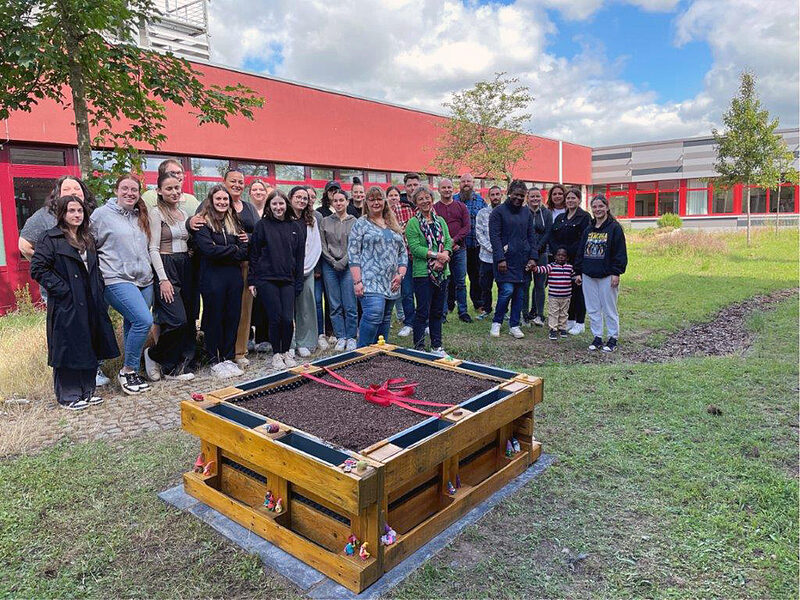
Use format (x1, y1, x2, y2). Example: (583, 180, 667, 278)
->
(181, 343, 543, 593)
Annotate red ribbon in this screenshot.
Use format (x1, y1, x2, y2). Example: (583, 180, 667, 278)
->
(301, 367, 453, 417)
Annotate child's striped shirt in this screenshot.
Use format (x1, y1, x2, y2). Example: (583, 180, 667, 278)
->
(531, 263, 574, 298)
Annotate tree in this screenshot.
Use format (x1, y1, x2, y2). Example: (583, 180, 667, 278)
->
(0, 0, 263, 193)
(712, 71, 797, 245)
(433, 72, 533, 184)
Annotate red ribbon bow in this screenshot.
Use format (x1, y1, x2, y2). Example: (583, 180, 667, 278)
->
(301, 368, 453, 417)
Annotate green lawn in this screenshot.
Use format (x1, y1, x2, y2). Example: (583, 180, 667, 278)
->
(0, 229, 797, 598)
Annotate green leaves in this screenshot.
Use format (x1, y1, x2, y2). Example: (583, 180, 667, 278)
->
(0, 0, 264, 182)
(433, 72, 534, 183)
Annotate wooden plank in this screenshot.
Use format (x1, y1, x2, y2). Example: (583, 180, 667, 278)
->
(219, 463, 268, 507)
(388, 480, 442, 535)
(514, 414, 533, 437)
(383, 386, 535, 489)
(459, 445, 498, 487)
(206, 386, 243, 401)
(181, 401, 376, 514)
(183, 472, 377, 593)
(290, 499, 351, 553)
(383, 450, 531, 571)
(364, 443, 403, 463)
(387, 465, 439, 503)
(458, 431, 497, 461)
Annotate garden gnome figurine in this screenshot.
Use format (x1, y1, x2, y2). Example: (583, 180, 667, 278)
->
(264, 491, 274, 510)
(359, 542, 370, 560)
(512, 438, 521, 453)
(447, 481, 456, 495)
(275, 498, 283, 514)
(505, 439, 513, 457)
(381, 524, 397, 546)
(202, 460, 215, 476)
(193, 453, 205, 473)
(344, 541, 355, 555)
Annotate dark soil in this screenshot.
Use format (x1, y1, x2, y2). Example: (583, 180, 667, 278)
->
(235, 355, 496, 451)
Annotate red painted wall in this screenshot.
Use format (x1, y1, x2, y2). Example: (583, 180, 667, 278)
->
(3, 62, 592, 183)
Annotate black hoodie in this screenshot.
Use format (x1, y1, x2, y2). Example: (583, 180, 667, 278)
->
(573, 217, 627, 278)
(248, 217, 306, 294)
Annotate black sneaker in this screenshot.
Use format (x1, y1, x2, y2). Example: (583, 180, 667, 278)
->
(85, 395, 104, 406)
(459, 313, 473, 323)
(559, 329, 569, 338)
(602, 337, 618, 353)
(548, 329, 558, 340)
(61, 398, 89, 411)
(588, 337, 603, 351)
(118, 370, 146, 395)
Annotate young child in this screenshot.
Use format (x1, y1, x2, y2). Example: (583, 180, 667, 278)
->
(528, 247, 575, 340)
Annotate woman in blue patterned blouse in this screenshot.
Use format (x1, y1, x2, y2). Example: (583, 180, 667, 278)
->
(347, 186, 408, 347)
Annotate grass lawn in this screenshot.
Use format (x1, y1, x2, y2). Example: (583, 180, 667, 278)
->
(0, 229, 797, 598)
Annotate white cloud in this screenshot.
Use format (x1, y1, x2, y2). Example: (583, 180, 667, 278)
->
(207, 0, 799, 147)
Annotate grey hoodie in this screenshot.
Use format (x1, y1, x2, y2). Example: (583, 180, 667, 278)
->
(90, 198, 154, 287)
(320, 212, 356, 271)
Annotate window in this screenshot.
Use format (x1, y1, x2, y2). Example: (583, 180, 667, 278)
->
(686, 188, 708, 215)
(712, 187, 734, 213)
(366, 171, 389, 183)
(310, 168, 333, 181)
(608, 183, 629, 191)
(635, 192, 656, 217)
(236, 162, 271, 177)
(143, 154, 178, 172)
(338, 169, 364, 183)
(14, 177, 57, 232)
(193, 180, 222, 203)
(658, 191, 679, 216)
(635, 181, 656, 191)
(743, 187, 767, 213)
(609, 195, 629, 218)
(275, 164, 305, 181)
(391, 172, 407, 185)
(191, 158, 230, 177)
(775, 186, 796, 213)
(10, 147, 67, 166)
(657, 179, 679, 189)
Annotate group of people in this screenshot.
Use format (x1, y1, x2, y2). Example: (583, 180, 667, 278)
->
(22, 160, 627, 411)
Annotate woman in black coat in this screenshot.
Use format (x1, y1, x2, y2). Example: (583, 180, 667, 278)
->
(30, 195, 119, 410)
(550, 187, 592, 335)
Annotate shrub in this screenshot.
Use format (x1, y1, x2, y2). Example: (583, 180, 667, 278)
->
(657, 212, 683, 229)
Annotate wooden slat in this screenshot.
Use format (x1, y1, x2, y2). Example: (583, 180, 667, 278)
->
(181, 401, 377, 514)
(183, 472, 378, 592)
(459, 445, 498, 487)
(387, 465, 438, 503)
(364, 443, 403, 462)
(290, 499, 350, 553)
(387, 480, 442, 535)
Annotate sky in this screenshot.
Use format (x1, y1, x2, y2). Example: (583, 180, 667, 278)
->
(206, 0, 799, 147)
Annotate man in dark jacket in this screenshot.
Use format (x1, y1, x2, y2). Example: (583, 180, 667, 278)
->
(488, 180, 537, 339)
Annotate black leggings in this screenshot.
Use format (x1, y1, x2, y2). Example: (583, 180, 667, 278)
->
(257, 280, 295, 354)
(568, 280, 586, 324)
(150, 253, 196, 374)
(200, 264, 242, 363)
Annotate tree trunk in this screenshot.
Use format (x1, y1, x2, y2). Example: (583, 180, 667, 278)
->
(745, 183, 751, 246)
(775, 187, 780, 234)
(65, 52, 92, 177)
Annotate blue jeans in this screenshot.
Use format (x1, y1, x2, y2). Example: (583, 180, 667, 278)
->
(442, 248, 468, 316)
(493, 282, 525, 328)
(413, 277, 444, 349)
(358, 293, 395, 347)
(400, 269, 415, 327)
(322, 262, 358, 340)
(314, 274, 324, 335)
(105, 282, 154, 371)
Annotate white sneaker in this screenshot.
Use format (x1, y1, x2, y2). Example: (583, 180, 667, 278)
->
(335, 338, 347, 351)
(211, 363, 231, 378)
(272, 353, 286, 370)
(236, 356, 250, 367)
(566, 320, 576, 331)
(532, 316, 544, 327)
(166, 372, 195, 381)
(317, 335, 330, 350)
(283, 353, 298, 368)
(287, 349, 296, 359)
(425, 327, 430, 336)
(144, 347, 162, 381)
(247, 339, 256, 352)
(509, 326, 525, 339)
(397, 325, 413, 337)
(95, 367, 110, 387)
(568, 323, 585, 335)
(298, 347, 312, 358)
(489, 322, 501, 337)
(345, 338, 357, 351)
(224, 360, 244, 376)
(328, 335, 338, 345)
(431, 347, 447, 358)
(255, 342, 272, 353)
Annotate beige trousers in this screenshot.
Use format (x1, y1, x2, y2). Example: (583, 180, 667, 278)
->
(548, 296, 570, 331)
(234, 262, 253, 359)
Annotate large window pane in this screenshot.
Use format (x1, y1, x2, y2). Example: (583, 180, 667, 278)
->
(608, 183, 629, 191)
(191, 158, 229, 177)
(14, 177, 57, 232)
(657, 179, 679, 190)
(390, 172, 406, 185)
(686, 188, 708, 215)
(635, 192, 656, 216)
(10, 147, 66, 166)
(776, 186, 796, 213)
(712, 188, 733, 213)
(338, 169, 364, 183)
(275, 164, 305, 181)
(310, 168, 333, 181)
(236, 162, 270, 177)
(193, 180, 222, 204)
(366, 171, 389, 183)
(609, 195, 629, 218)
(636, 181, 656, 191)
(143, 154, 178, 172)
(743, 187, 767, 213)
(658, 191, 679, 215)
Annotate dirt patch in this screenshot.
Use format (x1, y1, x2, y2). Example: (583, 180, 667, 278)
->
(235, 354, 496, 451)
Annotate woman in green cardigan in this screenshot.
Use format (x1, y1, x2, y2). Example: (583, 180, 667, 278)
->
(405, 185, 453, 356)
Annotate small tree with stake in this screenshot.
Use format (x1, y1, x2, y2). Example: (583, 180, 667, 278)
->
(0, 0, 263, 196)
(433, 72, 533, 184)
(712, 71, 797, 245)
